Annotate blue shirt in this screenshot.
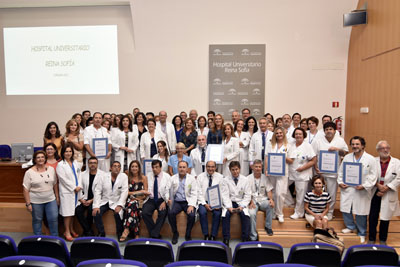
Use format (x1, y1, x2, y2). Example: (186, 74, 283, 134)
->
(207, 129, 222, 144)
(168, 154, 193, 175)
(174, 175, 186, 201)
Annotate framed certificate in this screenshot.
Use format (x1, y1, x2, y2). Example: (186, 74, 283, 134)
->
(207, 184, 222, 209)
(267, 153, 286, 176)
(92, 138, 108, 159)
(319, 150, 339, 174)
(343, 162, 362, 186)
(206, 144, 224, 164)
(143, 159, 154, 175)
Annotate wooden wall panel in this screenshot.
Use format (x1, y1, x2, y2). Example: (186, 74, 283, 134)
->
(346, 0, 400, 157)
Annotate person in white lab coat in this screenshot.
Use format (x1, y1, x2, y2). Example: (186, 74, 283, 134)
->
(112, 115, 139, 172)
(265, 127, 293, 223)
(84, 112, 113, 172)
(368, 140, 400, 245)
(289, 128, 317, 220)
(152, 140, 170, 172)
(221, 161, 251, 246)
(57, 144, 82, 241)
(306, 116, 324, 145)
(312, 122, 348, 220)
(190, 135, 208, 177)
(197, 160, 224, 240)
(222, 123, 240, 176)
(75, 156, 106, 236)
(196, 116, 209, 138)
(235, 119, 251, 176)
(156, 111, 177, 154)
(92, 161, 128, 238)
(249, 117, 273, 168)
(167, 161, 198, 244)
(338, 136, 377, 244)
(140, 118, 167, 160)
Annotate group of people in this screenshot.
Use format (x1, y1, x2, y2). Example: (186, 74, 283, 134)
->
(22, 108, 400, 246)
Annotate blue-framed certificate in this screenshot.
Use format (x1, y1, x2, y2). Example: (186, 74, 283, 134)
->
(206, 144, 224, 164)
(267, 153, 286, 176)
(343, 162, 362, 186)
(319, 150, 339, 174)
(143, 159, 154, 175)
(207, 184, 222, 209)
(92, 138, 108, 159)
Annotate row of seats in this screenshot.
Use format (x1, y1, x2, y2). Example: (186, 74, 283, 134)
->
(0, 234, 399, 267)
(0, 144, 43, 159)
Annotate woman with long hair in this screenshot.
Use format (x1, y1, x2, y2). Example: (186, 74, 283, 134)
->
(234, 119, 250, 175)
(72, 113, 85, 133)
(64, 119, 84, 169)
(140, 118, 167, 161)
(207, 114, 224, 144)
(244, 116, 258, 138)
(172, 115, 183, 143)
(119, 160, 149, 241)
(180, 118, 198, 155)
(43, 122, 64, 156)
(152, 140, 169, 172)
(222, 123, 240, 176)
(43, 143, 61, 170)
(134, 112, 148, 161)
(196, 116, 209, 137)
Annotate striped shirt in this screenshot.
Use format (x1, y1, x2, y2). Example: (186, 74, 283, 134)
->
(304, 191, 331, 214)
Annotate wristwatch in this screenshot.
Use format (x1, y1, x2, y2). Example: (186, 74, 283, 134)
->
(25, 203, 31, 207)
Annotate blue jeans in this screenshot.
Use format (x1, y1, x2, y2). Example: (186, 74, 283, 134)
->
(249, 200, 273, 240)
(31, 200, 59, 236)
(198, 204, 222, 237)
(342, 210, 367, 236)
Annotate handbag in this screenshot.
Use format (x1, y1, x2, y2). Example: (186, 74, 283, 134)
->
(312, 227, 345, 254)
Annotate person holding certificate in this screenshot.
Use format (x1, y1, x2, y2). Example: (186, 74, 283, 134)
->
(248, 160, 274, 239)
(167, 161, 198, 244)
(288, 128, 317, 220)
(84, 112, 112, 172)
(312, 122, 348, 220)
(222, 123, 240, 176)
(265, 127, 293, 223)
(197, 160, 224, 240)
(368, 141, 400, 245)
(221, 161, 251, 246)
(337, 136, 377, 244)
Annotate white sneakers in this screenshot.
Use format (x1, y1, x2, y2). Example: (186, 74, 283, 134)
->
(341, 228, 354, 234)
(278, 215, 284, 223)
(360, 236, 365, 243)
(290, 213, 301, 220)
(327, 214, 333, 221)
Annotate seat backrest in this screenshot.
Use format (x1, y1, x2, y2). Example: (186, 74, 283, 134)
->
(176, 241, 231, 265)
(18, 236, 71, 267)
(0, 235, 17, 259)
(124, 238, 174, 267)
(0, 255, 65, 267)
(232, 241, 284, 267)
(165, 261, 233, 267)
(0, 145, 11, 159)
(76, 259, 148, 267)
(258, 264, 317, 267)
(286, 242, 341, 267)
(342, 244, 399, 267)
(70, 237, 121, 267)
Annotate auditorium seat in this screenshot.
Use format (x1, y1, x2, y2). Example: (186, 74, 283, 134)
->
(124, 238, 174, 267)
(258, 264, 316, 267)
(232, 241, 284, 267)
(165, 261, 233, 267)
(0, 255, 65, 267)
(18, 235, 72, 267)
(176, 240, 231, 264)
(76, 259, 147, 267)
(70, 237, 121, 267)
(0, 235, 17, 259)
(341, 244, 399, 267)
(286, 242, 341, 267)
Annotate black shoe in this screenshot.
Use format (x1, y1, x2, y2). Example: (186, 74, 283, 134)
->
(265, 227, 273, 236)
(185, 235, 192, 241)
(204, 235, 209, 240)
(97, 232, 106, 237)
(241, 237, 249, 242)
(209, 236, 216, 241)
(172, 233, 179, 245)
(223, 239, 230, 246)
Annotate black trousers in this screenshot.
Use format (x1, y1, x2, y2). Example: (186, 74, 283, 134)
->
(94, 203, 123, 237)
(75, 203, 94, 235)
(142, 198, 168, 238)
(369, 192, 390, 241)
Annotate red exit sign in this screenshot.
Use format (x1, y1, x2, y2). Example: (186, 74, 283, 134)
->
(332, 101, 339, 108)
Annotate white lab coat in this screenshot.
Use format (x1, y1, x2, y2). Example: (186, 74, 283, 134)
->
(221, 174, 251, 217)
(190, 146, 208, 177)
(372, 156, 400, 220)
(288, 141, 316, 181)
(197, 172, 225, 206)
(140, 130, 167, 160)
(248, 131, 273, 163)
(306, 130, 324, 145)
(112, 129, 139, 172)
(222, 137, 240, 176)
(77, 169, 107, 204)
(156, 121, 177, 153)
(168, 174, 198, 208)
(56, 160, 82, 216)
(83, 125, 112, 172)
(197, 127, 209, 138)
(235, 131, 250, 176)
(93, 172, 129, 215)
(248, 173, 273, 204)
(146, 171, 170, 203)
(337, 152, 378, 215)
